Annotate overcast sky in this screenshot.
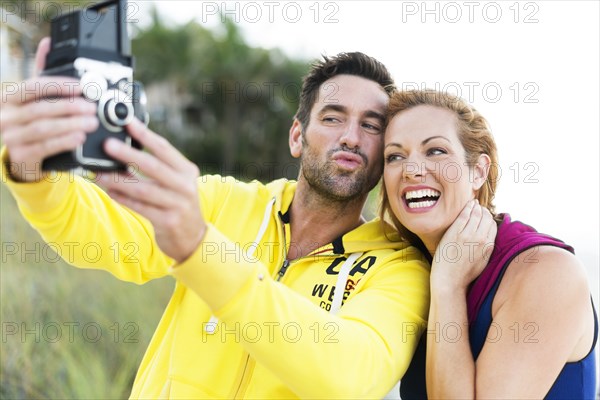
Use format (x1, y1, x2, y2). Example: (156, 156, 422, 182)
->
(134, 1, 599, 299)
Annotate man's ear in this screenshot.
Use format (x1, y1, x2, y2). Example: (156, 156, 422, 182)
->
(289, 119, 303, 158)
(473, 153, 491, 190)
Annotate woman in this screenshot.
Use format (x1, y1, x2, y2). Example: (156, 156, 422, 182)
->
(381, 90, 597, 399)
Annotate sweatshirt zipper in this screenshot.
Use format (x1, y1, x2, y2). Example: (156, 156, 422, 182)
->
(233, 355, 255, 399)
(276, 211, 291, 281)
(232, 198, 298, 397)
(276, 259, 290, 281)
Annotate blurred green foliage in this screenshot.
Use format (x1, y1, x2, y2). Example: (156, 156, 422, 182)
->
(132, 9, 307, 182)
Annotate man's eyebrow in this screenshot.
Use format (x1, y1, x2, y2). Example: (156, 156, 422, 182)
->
(317, 104, 346, 116)
(317, 105, 385, 122)
(364, 110, 385, 123)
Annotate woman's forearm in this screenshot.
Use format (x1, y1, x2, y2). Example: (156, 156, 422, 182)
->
(426, 286, 475, 399)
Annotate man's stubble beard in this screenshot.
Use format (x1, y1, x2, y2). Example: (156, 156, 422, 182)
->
(299, 140, 382, 203)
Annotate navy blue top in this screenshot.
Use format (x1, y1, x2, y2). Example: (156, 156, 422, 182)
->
(470, 257, 598, 399)
(400, 215, 598, 399)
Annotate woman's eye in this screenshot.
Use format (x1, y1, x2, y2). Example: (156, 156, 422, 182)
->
(385, 154, 404, 163)
(427, 148, 447, 156)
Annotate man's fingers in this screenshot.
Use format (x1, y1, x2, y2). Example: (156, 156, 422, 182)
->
(22, 115, 98, 145)
(103, 138, 190, 192)
(35, 37, 51, 76)
(2, 98, 96, 131)
(126, 119, 199, 175)
(2, 77, 83, 106)
(4, 115, 98, 148)
(97, 174, 183, 210)
(8, 132, 86, 166)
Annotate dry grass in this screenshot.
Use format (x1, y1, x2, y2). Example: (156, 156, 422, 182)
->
(1, 183, 174, 399)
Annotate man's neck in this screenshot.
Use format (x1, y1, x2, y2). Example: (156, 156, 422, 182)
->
(286, 181, 367, 260)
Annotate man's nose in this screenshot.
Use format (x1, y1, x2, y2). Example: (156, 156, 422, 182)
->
(339, 121, 361, 149)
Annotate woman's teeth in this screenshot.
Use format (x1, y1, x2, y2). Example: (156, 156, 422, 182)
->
(405, 189, 441, 209)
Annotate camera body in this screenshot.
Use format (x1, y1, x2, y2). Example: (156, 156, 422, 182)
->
(42, 0, 148, 171)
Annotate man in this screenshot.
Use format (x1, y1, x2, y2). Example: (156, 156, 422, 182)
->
(1, 38, 429, 398)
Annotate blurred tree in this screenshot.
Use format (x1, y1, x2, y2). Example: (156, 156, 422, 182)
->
(132, 9, 306, 182)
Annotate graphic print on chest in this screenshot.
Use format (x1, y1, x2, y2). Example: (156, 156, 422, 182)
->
(312, 256, 377, 312)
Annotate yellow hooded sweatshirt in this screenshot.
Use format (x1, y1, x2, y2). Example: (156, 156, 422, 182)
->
(2, 160, 430, 399)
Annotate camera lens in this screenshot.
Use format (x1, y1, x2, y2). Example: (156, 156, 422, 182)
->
(98, 90, 134, 132)
(114, 102, 129, 120)
(104, 99, 133, 128)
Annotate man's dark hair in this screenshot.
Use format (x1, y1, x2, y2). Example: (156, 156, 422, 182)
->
(294, 52, 396, 131)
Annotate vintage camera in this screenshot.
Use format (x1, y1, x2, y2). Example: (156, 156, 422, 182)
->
(42, 0, 148, 171)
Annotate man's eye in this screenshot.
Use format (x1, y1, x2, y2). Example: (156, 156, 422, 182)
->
(362, 123, 382, 134)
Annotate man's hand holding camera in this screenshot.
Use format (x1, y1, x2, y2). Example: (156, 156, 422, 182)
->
(1, 38, 99, 182)
(1, 38, 207, 263)
(97, 119, 207, 264)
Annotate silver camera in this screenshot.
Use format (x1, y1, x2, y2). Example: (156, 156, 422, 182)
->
(42, 0, 148, 171)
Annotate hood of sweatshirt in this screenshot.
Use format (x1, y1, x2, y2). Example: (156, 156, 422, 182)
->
(264, 177, 415, 257)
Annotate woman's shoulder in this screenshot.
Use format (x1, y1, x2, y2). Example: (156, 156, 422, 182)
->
(497, 243, 590, 318)
(508, 245, 586, 285)
(493, 215, 589, 315)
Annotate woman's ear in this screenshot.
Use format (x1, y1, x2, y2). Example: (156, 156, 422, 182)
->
(472, 153, 491, 190)
(289, 119, 303, 158)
